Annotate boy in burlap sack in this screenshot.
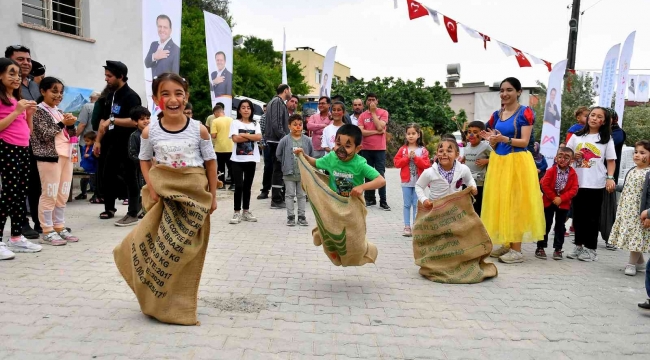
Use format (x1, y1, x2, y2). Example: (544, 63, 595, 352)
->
(113, 73, 219, 325)
(294, 124, 385, 266)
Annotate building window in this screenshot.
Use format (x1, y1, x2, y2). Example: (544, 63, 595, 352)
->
(315, 68, 322, 84)
(22, 0, 82, 36)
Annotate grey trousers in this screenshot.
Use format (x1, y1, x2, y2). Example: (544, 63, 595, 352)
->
(284, 178, 306, 218)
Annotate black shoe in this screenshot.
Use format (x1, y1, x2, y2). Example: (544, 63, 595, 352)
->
(271, 202, 286, 209)
(366, 199, 377, 207)
(21, 225, 39, 240)
(34, 226, 43, 234)
(74, 193, 87, 200)
(379, 202, 391, 211)
(639, 300, 650, 310)
(257, 192, 269, 200)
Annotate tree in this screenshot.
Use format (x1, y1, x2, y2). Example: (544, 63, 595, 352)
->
(620, 105, 650, 146)
(532, 73, 595, 142)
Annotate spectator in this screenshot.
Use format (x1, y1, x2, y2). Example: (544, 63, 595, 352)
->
(76, 91, 101, 138)
(306, 96, 331, 159)
(210, 103, 234, 190)
(263, 84, 292, 209)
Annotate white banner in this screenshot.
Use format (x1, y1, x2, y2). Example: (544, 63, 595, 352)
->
(540, 60, 568, 166)
(591, 72, 601, 96)
(204, 11, 233, 112)
(142, 0, 182, 114)
(636, 75, 650, 102)
(628, 75, 639, 100)
(615, 31, 636, 128)
(598, 43, 621, 108)
(282, 28, 288, 85)
(319, 46, 337, 98)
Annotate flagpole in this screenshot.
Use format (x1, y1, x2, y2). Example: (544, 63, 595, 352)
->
(565, 0, 581, 75)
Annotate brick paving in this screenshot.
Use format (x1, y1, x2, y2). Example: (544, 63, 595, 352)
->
(1, 167, 649, 360)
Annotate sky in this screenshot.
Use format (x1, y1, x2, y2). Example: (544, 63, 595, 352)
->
(230, 0, 650, 88)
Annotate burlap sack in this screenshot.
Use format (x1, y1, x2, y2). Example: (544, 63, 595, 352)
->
(297, 154, 378, 266)
(413, 188, 498, 283)
(113, 165, 212, 325)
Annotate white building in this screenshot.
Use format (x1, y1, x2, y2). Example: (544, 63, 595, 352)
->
(0, 0, 146, 98)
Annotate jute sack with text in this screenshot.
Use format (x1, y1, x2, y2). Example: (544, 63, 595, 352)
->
(297, 154, 378, 266)
(114, 165, 212, 325)
(413, 188, 497, 284)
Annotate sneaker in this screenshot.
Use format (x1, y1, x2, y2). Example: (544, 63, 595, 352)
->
(498, 250, 524, 264)
(566, 245, 584, 259)
(605, 242, 617, 251)
(7, 236, 44, 252)
(114, 215, 139, 227)
(578, 248, 598, 262)
(624, 264, 637, 276)
(0, 242, 16, 260)
(639, 300, 650, 310)
(229, 212, 241, 224)
(257, 192, 269, 200)
(379, 202, 391, 211)
(271, 202, 286, 209)
(365, 199, 377, 207)
(241, 211, 257, 222)
(74, 193, 87, 200)
(297, 217, 309, 226)
(57, 229, 79, 243)
(490, 246, 510, 258)
(535, 248, 547, 260)
(403, 226, 412, 237)
(552, 250, 564, 260)
(287, 216, 296, 227)
(21, 225, 39, 240)
(40, 232, 66, 246)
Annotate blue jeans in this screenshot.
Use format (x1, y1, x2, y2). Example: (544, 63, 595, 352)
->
(402, 187, 418, 226)
(359, 150, 386, 203)
(646, 257, 650, 298)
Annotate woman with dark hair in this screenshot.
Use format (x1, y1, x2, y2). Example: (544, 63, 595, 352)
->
(229, 99, 262, 224)
(480, 77, 545, 263)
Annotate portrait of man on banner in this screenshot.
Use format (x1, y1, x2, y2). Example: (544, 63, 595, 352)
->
(543, 87, 561, 128)
(211, 51, 232, 99)
(144, 14, 180, 78)
(320, 73, 330, 97)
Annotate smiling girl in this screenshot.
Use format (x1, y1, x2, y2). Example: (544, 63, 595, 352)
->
(480, 77, 546, 264)
(321, 101, 346, 153)
(0, 58, 40, 259)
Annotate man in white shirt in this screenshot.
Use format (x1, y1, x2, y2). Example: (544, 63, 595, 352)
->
(350, 98, 363, 126)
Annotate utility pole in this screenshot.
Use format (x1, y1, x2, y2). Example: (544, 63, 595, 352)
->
(566, 0, 581, 74)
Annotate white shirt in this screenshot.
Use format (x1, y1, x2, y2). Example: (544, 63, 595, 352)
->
(321, 124, 342, 150)
(415, 162, 476, 203)
(350, 114, 359, 126)
(566, 133, 617, 189)
(229, 119, 261, 163)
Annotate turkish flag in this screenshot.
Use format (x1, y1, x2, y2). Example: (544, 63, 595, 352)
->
(479, 33, 490, 49)
(407, 0, 429, 20)
(543, 60, 552, 72)
(512, 47, 531, 67)
(444, 16, 458, 43)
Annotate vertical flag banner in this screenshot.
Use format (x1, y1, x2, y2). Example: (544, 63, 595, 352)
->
(142, 0, 182, 115)
(540, 59, 568, 165)
(598, 44, 621, 108)
(614, 31, 636, 128)
(636, 75, 650, 103)
(204, 11, 233, 112)
(628, 75, 639, 100)
(282, 28, 288, 85)
(591, 72, 601, 96)
(319, 46, 337, 98)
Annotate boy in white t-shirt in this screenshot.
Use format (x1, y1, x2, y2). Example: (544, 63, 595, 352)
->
(321, 101, 346, 153)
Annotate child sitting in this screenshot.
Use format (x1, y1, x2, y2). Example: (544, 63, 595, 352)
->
(277, 114, 314, 226)
(295, 124, 386, 199)
(536, 147, 579, 260)
(462, 121, 492, 215)
(128, 106, 151, 218)
(77, 131, 98, 200)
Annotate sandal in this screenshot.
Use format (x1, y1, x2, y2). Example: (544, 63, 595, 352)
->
(99, 210, 116, 219)
(89, 197, 104, 204)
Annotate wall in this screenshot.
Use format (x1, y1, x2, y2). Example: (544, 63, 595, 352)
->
(287, 49, 351, 97)
(0, 0, 145, 98)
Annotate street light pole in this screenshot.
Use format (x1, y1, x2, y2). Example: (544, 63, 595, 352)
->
(566, 0, 581, 74)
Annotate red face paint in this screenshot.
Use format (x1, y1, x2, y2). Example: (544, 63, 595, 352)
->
(158, 97, 165, 111)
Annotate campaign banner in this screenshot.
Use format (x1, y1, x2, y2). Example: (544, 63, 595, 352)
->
(540, 60, 567, 165)
(142, 0, 182, 114)
(636, 75, 650, 102)
(282, 28, 288, 85)
(319, 46, 337, 98)
(628, 75, 639, 100)
(615, 31, 636, 128)
(204, 11, 233, 113)
(598, 43, 621, 108)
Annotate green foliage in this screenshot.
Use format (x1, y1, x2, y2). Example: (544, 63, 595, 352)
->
(620, 105, 650, 145)
(532, 73, 595, 142)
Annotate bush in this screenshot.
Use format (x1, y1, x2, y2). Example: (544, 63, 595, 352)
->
(622, 105, 650, 145)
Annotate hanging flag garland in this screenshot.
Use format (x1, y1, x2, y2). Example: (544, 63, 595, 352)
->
(404, 0, 552, 71)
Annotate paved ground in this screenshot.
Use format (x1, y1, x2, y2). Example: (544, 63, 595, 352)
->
(1, 167, 649, 360)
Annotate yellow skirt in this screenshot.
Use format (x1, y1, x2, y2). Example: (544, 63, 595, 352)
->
(481, 151, 546, 245)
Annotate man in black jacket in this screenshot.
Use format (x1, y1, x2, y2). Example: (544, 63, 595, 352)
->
(264, 84, 292, 208)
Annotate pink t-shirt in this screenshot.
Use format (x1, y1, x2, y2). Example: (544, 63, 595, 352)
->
(306, 112, 331, 151)
(0, 98, 30, 147)
(358, 108, 389, 151)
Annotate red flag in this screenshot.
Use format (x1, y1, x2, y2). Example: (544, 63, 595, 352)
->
(513, 48, 531, 67)
(543, 61, 552, 72)
(479, 33, 490, 49)
(444, 16, 458, 43)
(407, 0, 429, 20)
